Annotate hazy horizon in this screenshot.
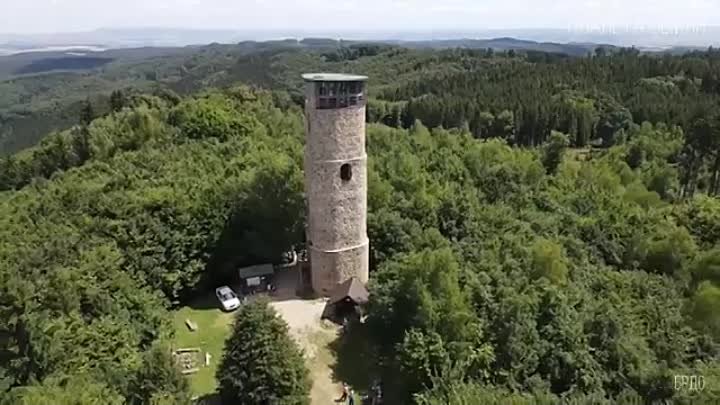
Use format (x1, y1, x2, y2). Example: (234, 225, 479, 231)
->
(3, 0, 720, 35)
(2, 25, 720, 37)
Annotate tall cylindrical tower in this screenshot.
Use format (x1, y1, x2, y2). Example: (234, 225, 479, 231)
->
(302, 73, 369, 295)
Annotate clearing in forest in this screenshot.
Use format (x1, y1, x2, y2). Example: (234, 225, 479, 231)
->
(173, 287, 373, 405)
(270, 298, 343, 405)
(172, 294, 235, 400)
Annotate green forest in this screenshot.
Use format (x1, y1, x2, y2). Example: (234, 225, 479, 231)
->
(1, 43, 720, 404)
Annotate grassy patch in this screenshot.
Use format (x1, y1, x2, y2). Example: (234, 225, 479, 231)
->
(172, 293, 234, 398)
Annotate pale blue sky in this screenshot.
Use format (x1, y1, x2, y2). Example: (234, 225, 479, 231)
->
(2, 0, 719, 34)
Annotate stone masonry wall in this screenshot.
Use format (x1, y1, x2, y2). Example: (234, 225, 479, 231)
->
(304, 82, 370, 295)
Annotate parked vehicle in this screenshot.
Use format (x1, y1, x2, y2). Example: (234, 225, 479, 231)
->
(215, 286, 241, 311)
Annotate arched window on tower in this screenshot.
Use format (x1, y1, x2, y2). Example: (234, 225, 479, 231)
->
(340, 164, 352, 181)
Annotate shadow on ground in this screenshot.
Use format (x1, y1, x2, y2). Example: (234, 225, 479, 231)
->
(195, 392, 221, 405)
(187, 293, 223, 311)
(328, 321, 408, 405)
(327, 321, 376, 394)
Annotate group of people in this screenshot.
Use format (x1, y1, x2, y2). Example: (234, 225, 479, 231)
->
(336, 381, 383, 405)
(336, 383, 355, 405)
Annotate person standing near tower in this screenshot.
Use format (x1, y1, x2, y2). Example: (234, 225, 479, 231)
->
(336, 383, 355, 405)
(302, 73, 370, 296)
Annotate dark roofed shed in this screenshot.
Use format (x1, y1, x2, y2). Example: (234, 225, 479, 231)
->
(328, 277, 369, 305)
(238, 264, 274, 279)
(322, 278, 369, 322)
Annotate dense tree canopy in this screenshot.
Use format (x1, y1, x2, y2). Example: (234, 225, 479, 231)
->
(363, 121, 719, 402)
(1, 44, 720, 405)
(0, 87, 306, 403)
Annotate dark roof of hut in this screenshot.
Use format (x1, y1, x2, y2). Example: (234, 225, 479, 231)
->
(328, 277, 369, 306)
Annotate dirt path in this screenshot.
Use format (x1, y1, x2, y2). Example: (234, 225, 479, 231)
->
(271, 299, 342, 405)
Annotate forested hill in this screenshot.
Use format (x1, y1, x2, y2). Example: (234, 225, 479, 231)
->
(2, 40, 720, 155)
(1, 80, 720, 403)
(1, 38, 720, 404)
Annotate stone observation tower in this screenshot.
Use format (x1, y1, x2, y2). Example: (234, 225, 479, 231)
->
(302, 73, 370, 295)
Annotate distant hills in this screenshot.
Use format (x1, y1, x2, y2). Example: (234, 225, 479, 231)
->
(1, 31, 719, 156)
(387, 37, 614, 56)
(0, 47, 197, 80)
(1, 26, 719, 52)
(1, 33, 714, 82)
(0, 37, 592, 79)
(0, 28, 244, 51)
(0, 38, 578, 80)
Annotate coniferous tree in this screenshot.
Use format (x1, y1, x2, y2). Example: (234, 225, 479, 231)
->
(79, 98, 96, 126)
(541, 131, 570, 174)
(216, 300, 310, 405)
(110, 90, 127, 112)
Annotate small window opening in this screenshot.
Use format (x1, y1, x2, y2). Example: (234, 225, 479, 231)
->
(340, 164, 352, 181)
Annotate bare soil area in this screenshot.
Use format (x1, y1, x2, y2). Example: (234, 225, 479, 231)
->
(271, 298, 344, 405)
